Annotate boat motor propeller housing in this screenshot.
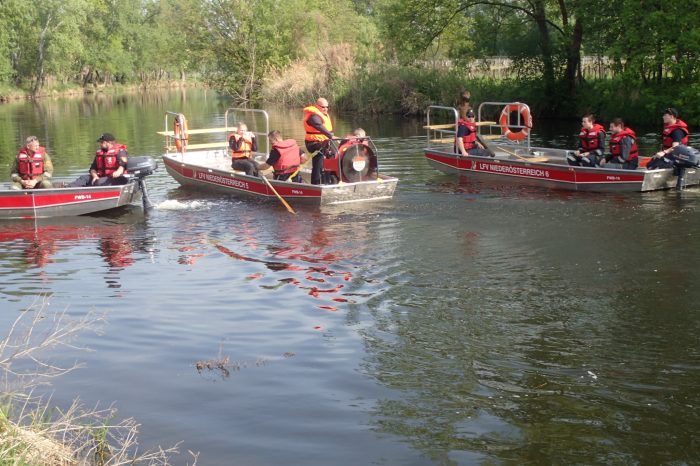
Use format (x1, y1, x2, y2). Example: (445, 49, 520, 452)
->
(323, 139, 378, 183)
(127, 156, 158, 179)
(671, 145, 700, 168)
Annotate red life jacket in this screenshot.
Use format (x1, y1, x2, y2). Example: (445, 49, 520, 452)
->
(272, 139, 301, 175)
(609, 127, 639, 161)
(579, 123, 606, 151)
(95, 143, 127, 177)
(17, 146, 46, 180)
(457, 118, 477, 150)
(230, 133, 254, 159)
(662, 119, 689, 149)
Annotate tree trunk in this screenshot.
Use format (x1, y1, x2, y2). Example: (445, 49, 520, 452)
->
(564, 18, 583, 92)
(33, 18, 51, 96)
(532, 3, 555, 101)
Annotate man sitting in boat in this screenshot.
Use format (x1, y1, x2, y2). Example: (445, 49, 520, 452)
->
(567, 114, 605, 167)
(68, 133, 129, 186)
(647, 107, 690, 170)
(229, 122, 258, 176)
(599, 118, 639, 170)
(256, 130, 307, 182)
(11, 135, 53, 190)
(455, 110, 490, 157)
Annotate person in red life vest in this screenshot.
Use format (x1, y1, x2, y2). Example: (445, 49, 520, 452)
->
(338, 128, 378, 179)
(11, 135, 54, 190)
(567, 113, 606, 167)
(647, 107, 690, 170)
(599, 118, 639, 170)
(69, 133, 128, 186)
(228, 122, 258, 176)
(257, 130, 307, 182)
(303, 97, 336, 184)
(455, 110, 490, 157)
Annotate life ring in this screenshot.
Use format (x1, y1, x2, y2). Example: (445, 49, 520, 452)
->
(499, 104, 532, 141)
(174, 113, 189, 151)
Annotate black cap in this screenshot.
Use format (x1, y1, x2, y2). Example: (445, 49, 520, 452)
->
(663, 107, 679, 118)
(466, 110, 475, 118)
(96, 133, 115, 142)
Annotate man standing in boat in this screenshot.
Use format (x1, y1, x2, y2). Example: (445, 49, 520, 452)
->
(455, 110, 490, 157)
(599, 118, 639, 170)
(303, 97, 335, 184)
(567, 114, 606, 167)
(647, 107, 690, 170)
(11, 135, 53, 190)
(229, 122, 258, 176)
(69, 133, 128, 186)
(257, 130, 307, 182)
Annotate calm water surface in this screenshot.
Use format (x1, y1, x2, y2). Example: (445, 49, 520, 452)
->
(1, 89, 699, 465)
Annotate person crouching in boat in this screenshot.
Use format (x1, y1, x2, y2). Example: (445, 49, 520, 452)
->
(647, 107, 690, 170)
(455, 110, 490, 157)
(11, 135, 53, 190)
(257, 130, 307, 183)
(229, 122, 259, 176)
(567, 114, 605, 167)
(599, 118, 639, 170)
(68, 133, 128, 187)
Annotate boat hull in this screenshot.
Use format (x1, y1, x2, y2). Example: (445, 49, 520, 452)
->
(163, 152, 398, 205)
(424, 145, 700, 192)
(0, 181, 142, 219)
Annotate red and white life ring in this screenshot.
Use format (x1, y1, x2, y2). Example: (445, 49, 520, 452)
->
(174, 113, 189, 152)
(499, 104, 532, 141)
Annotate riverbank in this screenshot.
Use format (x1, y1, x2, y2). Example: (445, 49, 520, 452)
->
(0, 80, 201, 104)
(261, 62, 700, 126)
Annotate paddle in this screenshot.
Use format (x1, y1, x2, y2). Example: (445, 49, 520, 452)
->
(261, 174, 296, 214)
(497, 146, 549, 163)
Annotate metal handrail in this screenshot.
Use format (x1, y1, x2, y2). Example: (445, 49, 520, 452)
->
(224, 108, 271, 156)
(426, 106, 459, 145)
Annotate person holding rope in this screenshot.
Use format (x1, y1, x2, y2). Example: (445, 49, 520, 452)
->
(303, 97, 335, 184)
(257, 130, 307, 182)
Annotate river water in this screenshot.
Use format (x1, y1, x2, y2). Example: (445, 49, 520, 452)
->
(1, 89, 699, 465)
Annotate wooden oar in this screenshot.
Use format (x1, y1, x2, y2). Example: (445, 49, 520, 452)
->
(498, 146, 549, 163)
(261, 174, 296, 214)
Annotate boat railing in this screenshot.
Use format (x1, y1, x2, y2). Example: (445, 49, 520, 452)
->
(477, 101, 532, 151)
(425, 106, 459, 147)
(158, 108, 270, 157)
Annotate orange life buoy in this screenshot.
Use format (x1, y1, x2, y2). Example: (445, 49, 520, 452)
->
(174, 113, 189, 151)
(499, 104, 532, 141)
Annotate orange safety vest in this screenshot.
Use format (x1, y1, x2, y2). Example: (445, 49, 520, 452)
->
(230, 133, 254, 159)
(17, 146, 46, 180)
(95, 144, 127, 177)
(303, 106, 333, 142)
(272, 139, 302, 175)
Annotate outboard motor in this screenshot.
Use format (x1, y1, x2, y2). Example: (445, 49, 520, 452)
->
(126, 156, 158, 210)
(671, 145, 700, 191)
(323, 139, 378, 184)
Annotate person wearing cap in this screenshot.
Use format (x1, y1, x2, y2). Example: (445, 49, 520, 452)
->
(11, 135, 53, 190)
(303, 97, 335, 184)
(647, 107, 690, 170)
(455, 110, 490, 157)
(68, 133, 129, 186)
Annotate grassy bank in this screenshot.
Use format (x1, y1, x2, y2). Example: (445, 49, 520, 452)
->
(0, 304, 187, 465)
(262, 62, 700, 126)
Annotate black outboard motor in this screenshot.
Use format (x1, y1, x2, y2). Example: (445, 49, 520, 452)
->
(671, 145, 700, 191)
(126, 156, 158, 210)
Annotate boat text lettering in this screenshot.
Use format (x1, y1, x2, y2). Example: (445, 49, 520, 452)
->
(197, 171, 249, 190)
(477, 163, 550, 178)
(73, 194, 92, 200)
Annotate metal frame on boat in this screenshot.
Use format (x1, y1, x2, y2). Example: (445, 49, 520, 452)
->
(158, 108, 398, 206)
(0, 157, 157, 220)
(424, 102, 700, 192)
